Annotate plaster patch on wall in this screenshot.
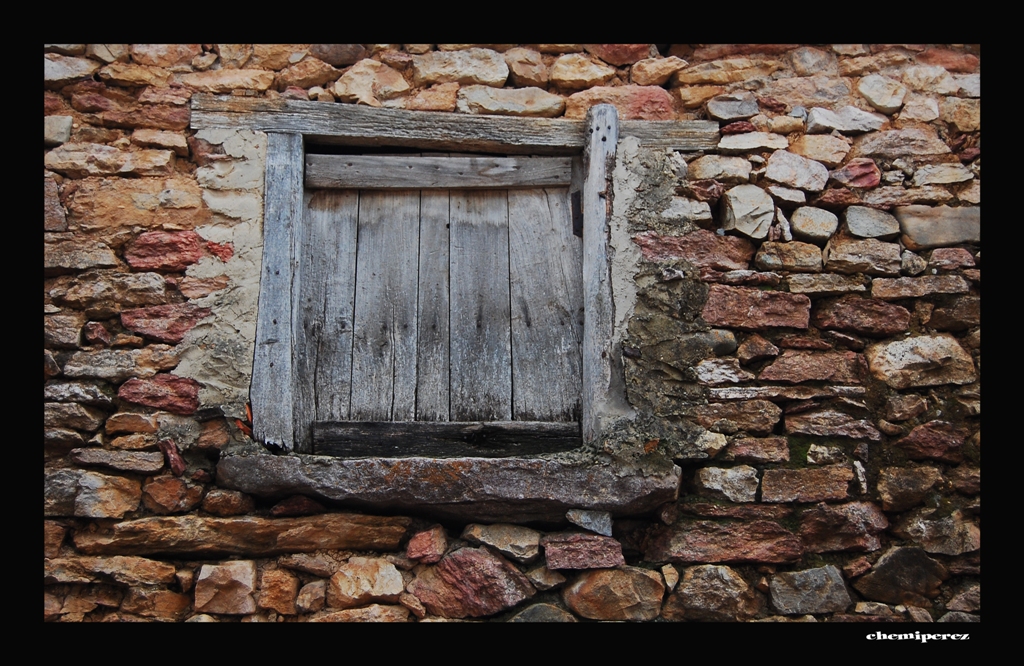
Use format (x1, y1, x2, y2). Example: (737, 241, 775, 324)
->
(173, 129, 267, 417)
(610, 136, 643, 341)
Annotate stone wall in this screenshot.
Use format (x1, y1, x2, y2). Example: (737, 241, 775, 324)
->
(44, 44, 980, 622)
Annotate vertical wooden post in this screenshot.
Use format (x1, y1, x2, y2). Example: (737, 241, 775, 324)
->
(581, 105, 619, 444)
(252, 132, 303, 452)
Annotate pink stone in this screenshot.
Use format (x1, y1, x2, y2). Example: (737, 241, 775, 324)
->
(541, 533, 625, 570)
(799, 502, 889, 553)
(897, 421, 968, 463)
(761, 465, 855, 503)
(583, 44, 653, 65)
(125, 231, 205, 272)
(644, 520, 803, 564)
(118, 374, 200, 415)
(813, 295, 911, 337)
(633, 229, 755, 270)
(831, 158, 881, 188)
(759, 350, 865, 383)
(702, 285, 810, 330)
(121, 303, 211, 344)
(407, 525, 447, 564)
(565, 85, 676, 120)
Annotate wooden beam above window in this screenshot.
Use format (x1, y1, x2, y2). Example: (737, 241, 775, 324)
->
(306, 154, 573, 189)
(191, 94, 719, 154)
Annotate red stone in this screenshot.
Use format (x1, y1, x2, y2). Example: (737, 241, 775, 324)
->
(45, 91, 66, 115)
(409, 547, 535, 618)
(680, 179, 726, 204)
(83, 322, 112, 346)
(142, 476, 204, 514)
(583, 44, 653, 65)
(270, 495, 326, 517)
(897, 421, 968, 463)
(121, 303, 211, 344)
(958, 147, 980, 162)
(916, 48, 980, 72)
(721, 436, 789, 463)
(187, 136, 229, 165)
(125, 231, 205, 272)
(118, 374, 200, 415)
(757, 96, 788, 113)
(566, 85, 676, 120)
(205, 240, 234, 262)
(929, 248, 975, 270)
(540, 533, 625, 570)
(761, 465, 854, 503)
(644, 520, 803, 564)
(407, 525, 447, 564)
(759, 350, 864, 384)
(776, 335, 832, 350)
(157, 438, 186, 476)
(702, 285, 810, 330)
(813, 295, 911, 337)
(633, 229, 755, 270)
(694, 400, 781, 435)
(799, 502, 889, 553)
(721, 121, 757, 134)
(830, 158, 881, 189)
(785, 409, 881, 441)
(91, 105, 191, 131)
(811, 188, 863, 209)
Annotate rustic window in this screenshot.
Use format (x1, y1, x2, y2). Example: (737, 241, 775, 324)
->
(291, 151, 585, 457)
(222, 99, 622, 456)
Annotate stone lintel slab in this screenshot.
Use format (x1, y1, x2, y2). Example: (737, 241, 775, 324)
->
(216, 452, 681, 523)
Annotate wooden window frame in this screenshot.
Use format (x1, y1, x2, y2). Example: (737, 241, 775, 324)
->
(191, 95, 718, 455)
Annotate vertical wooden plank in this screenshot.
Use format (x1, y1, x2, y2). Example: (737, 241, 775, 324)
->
(582, 105, 619, 444)
(450, 190, 512, 421)
(292, 190, 359, 451)
(508, 188, 583, 422)
(350, 190, 421, 421)
(416, 191, 450, 421)
(252, 132, 303, 452)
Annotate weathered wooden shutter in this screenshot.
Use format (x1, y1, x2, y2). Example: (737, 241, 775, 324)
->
(293, 154, 584, 457)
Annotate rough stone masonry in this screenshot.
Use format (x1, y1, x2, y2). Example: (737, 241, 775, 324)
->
(45, 44, 979, 622)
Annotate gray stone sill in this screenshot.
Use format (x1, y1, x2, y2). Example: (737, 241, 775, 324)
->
(217, 450, 681, 523)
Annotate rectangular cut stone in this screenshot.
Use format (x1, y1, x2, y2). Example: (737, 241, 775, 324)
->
(643, 520, 803, 564)
(871, 275, 969, 300)
(762, 465, 854, 502)
(895, 205, 980, 250)
(721, 437, 790, 463)
(702, 285, 810, 330)
(759, 350, 865, 384)
(824, 237, 901, 276)
(633, 230, 754, 270)
(787, 274, 868, 295)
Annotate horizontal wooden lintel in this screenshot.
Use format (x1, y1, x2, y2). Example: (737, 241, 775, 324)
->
(190, 95, 720, 154)
(306, 154, 572, 189)
(312, 421, 582, 458)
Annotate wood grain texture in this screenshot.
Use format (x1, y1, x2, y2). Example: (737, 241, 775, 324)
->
(349, 191, 421, 421)
(291, 190, 359, 452)
(508, 188, 583, 421)
(306, 155, 572, 189)
(449, 190, 512, 421)
(252, 132, 303, 452)
(313, 421, 581, 458)
(581, 105, 619, 444)
(415, 191, 450, 421)
(191, 94, 719, 153)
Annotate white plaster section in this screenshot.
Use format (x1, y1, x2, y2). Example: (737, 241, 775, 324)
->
(174, 129, 267, 417)
(609, 136, 642, 343)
